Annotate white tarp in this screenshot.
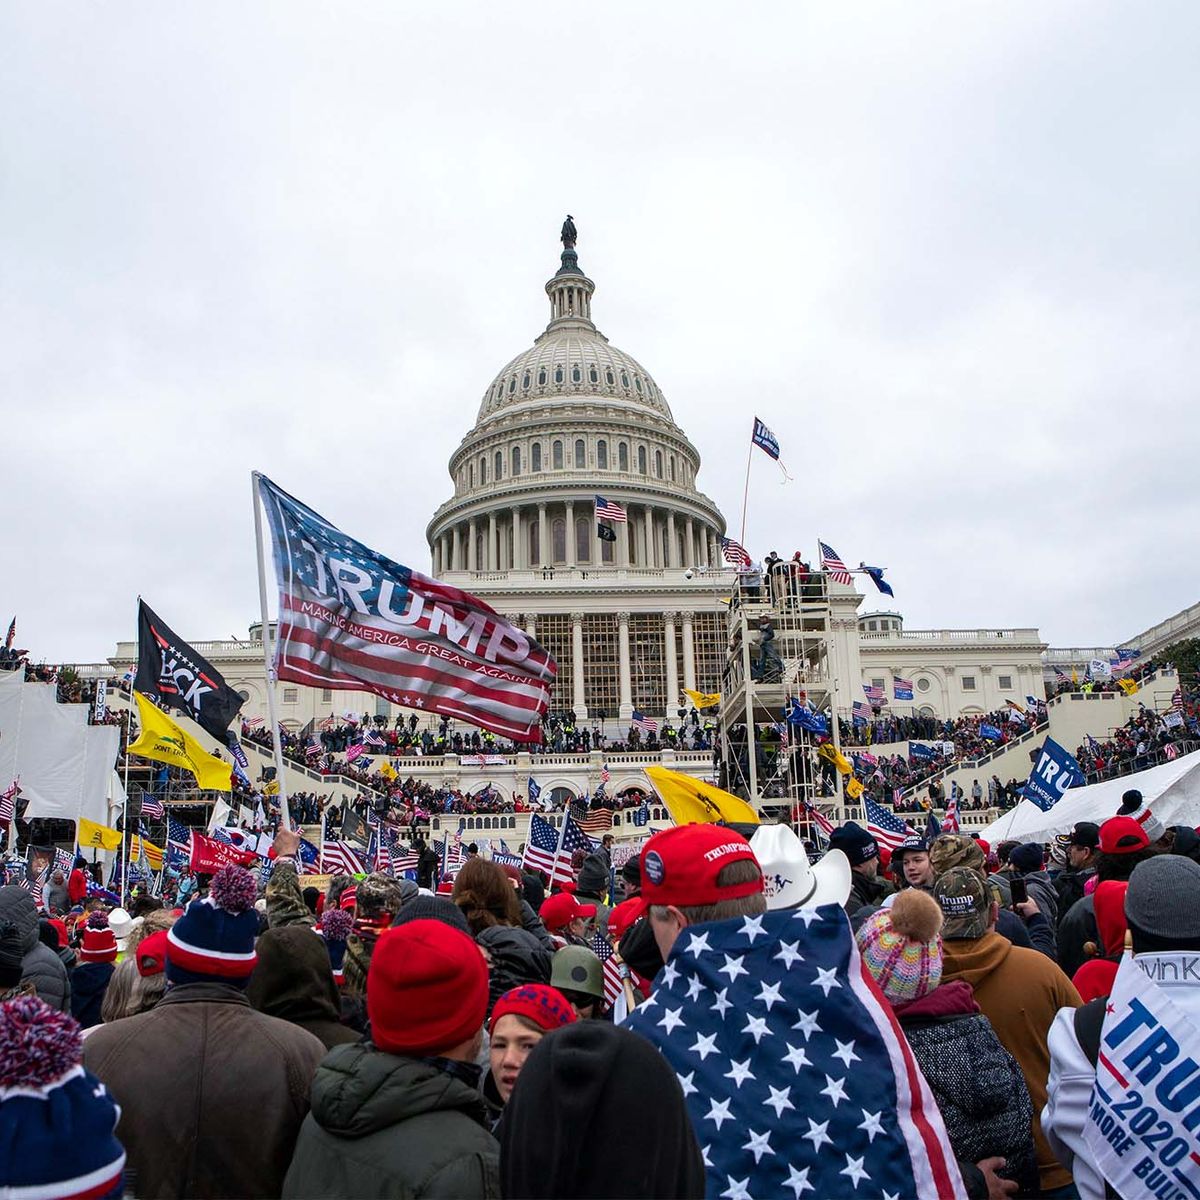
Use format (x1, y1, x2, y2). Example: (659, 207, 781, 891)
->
(979, 749, 1200, 844)
(0, 670, 118, 826)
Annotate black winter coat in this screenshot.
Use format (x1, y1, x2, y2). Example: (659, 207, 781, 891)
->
(897, 981, 1038, 1199)
(476, 925, 552, 1015)
(70, 961, 114, 1029)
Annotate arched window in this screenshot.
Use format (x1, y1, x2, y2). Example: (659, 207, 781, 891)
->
(638, 446, 647, 475)
(574, 439, 585, 468)
(468, 463, 474, 487)
(655, 449, 663, 478)
(552, 441, 563, 470)
(479, 456, 487, 485)
(600, 532, 614, 563)
(531, 443, 542, 472)
(589, 366, 598, 383)
(552, 518, 566, 563)
(475, 532, 485, 568)
(522, 372, 530, 390)
(494, 451, 503, 481)
(621, 371, 630, 388)
(597, 440, 608, 469)
(618, 442, 629, 471)
(669, 456, 676, 482)
(511, 446, 521, 476)
(606, 369, 615, 386)
(538, 369, 547, 386)
(554, 366, 564, 384)
(508, 377, 516, 393)
(529, 522, 540, 565)
(634, 376, 643, 393)
(575, 519, 591, 563)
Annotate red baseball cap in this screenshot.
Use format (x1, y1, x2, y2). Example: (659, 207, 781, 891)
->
(1099, 816, 1150, 855)
(637, 824, 763, 912)
(606, 897, 643, 942)
(539, 892, 597, 933)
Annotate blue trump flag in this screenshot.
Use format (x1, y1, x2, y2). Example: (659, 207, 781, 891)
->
(980, 724, 1003, 741)
(909, 742, 936, 761)
(784, 697, 828, 735)
(622, 907, 965, 1199)
(1024, 738, 1085, 812)
(751, 417, 780, 459)
(859, 564, 894, 598)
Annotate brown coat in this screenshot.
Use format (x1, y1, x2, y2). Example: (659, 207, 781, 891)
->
(941, 929, 1081, 1193)
(83, 981, 325, 1199)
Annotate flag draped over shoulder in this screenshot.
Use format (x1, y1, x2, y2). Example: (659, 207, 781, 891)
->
(644, 765, 759, 826)
(127, 692, 232, 792)
(621, 908, 965, 1199)
(255, 474, 556, 742)
(135, 600, 244, 740)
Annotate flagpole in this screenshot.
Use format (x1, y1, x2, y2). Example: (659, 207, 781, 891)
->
(738, 442, 754, 550)
(319, 807, 325, 874)
(251, 471, 291, 832)
(120, 712, 133, 903)
(549, 801, 570, 885)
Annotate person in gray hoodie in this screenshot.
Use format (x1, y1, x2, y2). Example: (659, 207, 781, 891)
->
(574, 853, 611, 935)
(0, 884, 70, 1010)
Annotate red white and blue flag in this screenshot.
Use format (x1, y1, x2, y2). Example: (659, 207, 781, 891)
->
(632, 711, 658, 734)
(893, 677, 914, 701)
(594, 495, 627, 523)
(522, 813, 594, 886)
(622, 908, 965, 1199)
(819, 541, 854, 585)
(0, 779, 20, 828)
(141, 792, 164, 819)
(256, 474, 557, 743)
(721, 537, 752, 569)
(591, 930, 625, 1008)
(943, 786, 960, 833)
(321, 840, 366, 877)
(864, 796, 914, 852)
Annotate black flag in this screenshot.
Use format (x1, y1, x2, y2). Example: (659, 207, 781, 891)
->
(135, 600, 244, 741)
(597, 522, 617, 542)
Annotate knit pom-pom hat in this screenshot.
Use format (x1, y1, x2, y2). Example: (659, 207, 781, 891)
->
(79, 925, 118, 964)
(166, 866, 259, 987)
(0, 996, 126, 1200)
(856, 889, 944, 1008)
(320, 907, 354, 985)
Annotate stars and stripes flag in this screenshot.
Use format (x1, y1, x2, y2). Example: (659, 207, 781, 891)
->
(576, 805, 614, 835)
(364, 730, 387, 748)
(862, 683, 884, 703)
(892, 787, 906, 806)
(818, 540, 854, 585)
(255, 474, 556, 743)
(799, 799, 835, 838)
(389, 835, 420, 876)
(1172, 687, 1184, 713)
(305, 736, 323, 759)
(622, 908, 965, 1200)
(721, 537, 752, 569)
(864, 796, 914, 851)
(321, 840, 366, 877)
(594, 495, 627, 523)
(522, 813, 594, 886)
(851, 701, 872, 724)
(632, 711, 658, 734)
(242, 716, 265, 730)
(318, 715, 336, 730)
(943, 787, 960, 833)
(141, 792, 164, 819)
(590, 930, 625, 1009)
(0, 779, 20, 827)
(893, 677, 914, 701)
(600, 762, 611, 785)
(369, 828, 390, 874)
(1054, 666, 1070, 685)
(166, 816, 191, 867)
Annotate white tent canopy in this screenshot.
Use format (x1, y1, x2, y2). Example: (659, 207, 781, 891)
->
(979, 749, 1200, 845)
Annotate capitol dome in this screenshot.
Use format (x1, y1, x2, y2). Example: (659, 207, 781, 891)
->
(427, 224, 727, 581)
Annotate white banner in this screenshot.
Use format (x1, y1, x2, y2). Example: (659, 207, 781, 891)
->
(1090, 658, 1113, 680)
(459, 754, 509, 766)
(1163, 711, 1185, 730)
(94, 678, 107, 723)
(1083, 952, 1200, 1199)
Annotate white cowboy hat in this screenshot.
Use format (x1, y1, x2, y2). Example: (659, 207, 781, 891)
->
(750, 824, 852, 910)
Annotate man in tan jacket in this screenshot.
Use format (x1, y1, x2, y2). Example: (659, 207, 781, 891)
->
(935, 866, 1081, 1196)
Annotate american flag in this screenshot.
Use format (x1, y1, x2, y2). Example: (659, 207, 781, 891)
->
(1111, 655, 1136, 676)
(721, 537, 752, 568)
(305, 736, 323, 759)
(864, 796, 914, 851)
(19, 872, 45, 907)
(632, 711, 658, 734)
(166, 815, 191, 867)
(594, 495, 627, 523)
(943, 786, 960, 833)
(576, 805, 614, 835)
(141, 792, 164, 819)
(0, 779, 20, 827)
(318, 715, 336, 730)
(851, 701, 872, 724)
(369, 828, 391, 873)
(892, 787, 906, 806)
(591, 930, 625, 1008)
(799, 799, 835, 837)
(365, 730, 387, 748)
(600, 762, 611, 785)
(862, 683, 884, 703)
(893, 677, 914, 701)
(623, 909, 965, 1199)
(257, 474, 556, 743)
(522, 813, 594, 886)
(441, 827, 466, 877)
(819, 540, 854, 585)
(321, 840, 366, 876)
(242, 716, 265, 730)
(1172, 687, 1184, 713)
(1054, 667, 1070, 685)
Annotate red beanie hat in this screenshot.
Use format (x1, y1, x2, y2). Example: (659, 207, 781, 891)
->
(367, 920, 488, 1056)
(78, 927, 117, 964)
(489, 984, 577, 1036)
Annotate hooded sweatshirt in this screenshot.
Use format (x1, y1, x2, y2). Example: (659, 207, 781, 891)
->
(1070, 881, 1128, 1003)
(0, 885, 69, 1010)
(247, 925, 360, 1051)
(70, 960, 115, 1029)
(283, 1045, 500, 1199)
(941, 930, 1081, 1193)
(500, 1021, 705, 1199)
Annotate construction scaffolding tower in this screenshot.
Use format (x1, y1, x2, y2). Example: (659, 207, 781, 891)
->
(716, 561, 845, 837)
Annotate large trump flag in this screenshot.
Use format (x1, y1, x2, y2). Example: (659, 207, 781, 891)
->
(255, 474, 556, 742)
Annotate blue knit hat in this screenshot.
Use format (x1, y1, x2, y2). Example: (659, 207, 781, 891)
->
(0, 995, 126, 1199)
(166, 866, 259, 987)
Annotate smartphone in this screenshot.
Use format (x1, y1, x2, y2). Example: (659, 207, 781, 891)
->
(1010, 877, 1028, 907)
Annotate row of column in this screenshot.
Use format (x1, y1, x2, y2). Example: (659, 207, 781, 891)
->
(432, 502, 721, 575)
(521, 611, 699, 721)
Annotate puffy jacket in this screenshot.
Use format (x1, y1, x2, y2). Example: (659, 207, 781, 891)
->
(896, 980, 1038, 1198)
(0, 885, 69, 1010)
(476, 925, 552, 1015)
(1057, 894, 1098, 978)
(517, 899, 554, 950)
(70, 960, 114, 1029)
(284, 1044, 500, 1199)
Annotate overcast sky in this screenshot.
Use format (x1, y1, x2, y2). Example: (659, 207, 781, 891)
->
(4, 1, 1197, 664)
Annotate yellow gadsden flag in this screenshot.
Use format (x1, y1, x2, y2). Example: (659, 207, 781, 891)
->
(845, 777, 864, 800)
(683, 689, 722, 710)
(127, 692, 232, 793)
(78, 817, 122, 851)
(644, 765, 760, 826)
(1117, 678, 1139, 697)
(378, 761, 398, 782)
(816, 742, 853, 776)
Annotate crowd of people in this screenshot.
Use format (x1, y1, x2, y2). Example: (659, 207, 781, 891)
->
(5, 780, 1199, 1199)
(1075, 696, 1199, 783)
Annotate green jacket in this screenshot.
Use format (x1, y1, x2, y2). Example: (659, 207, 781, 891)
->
(283, 1044, 500, 1200)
